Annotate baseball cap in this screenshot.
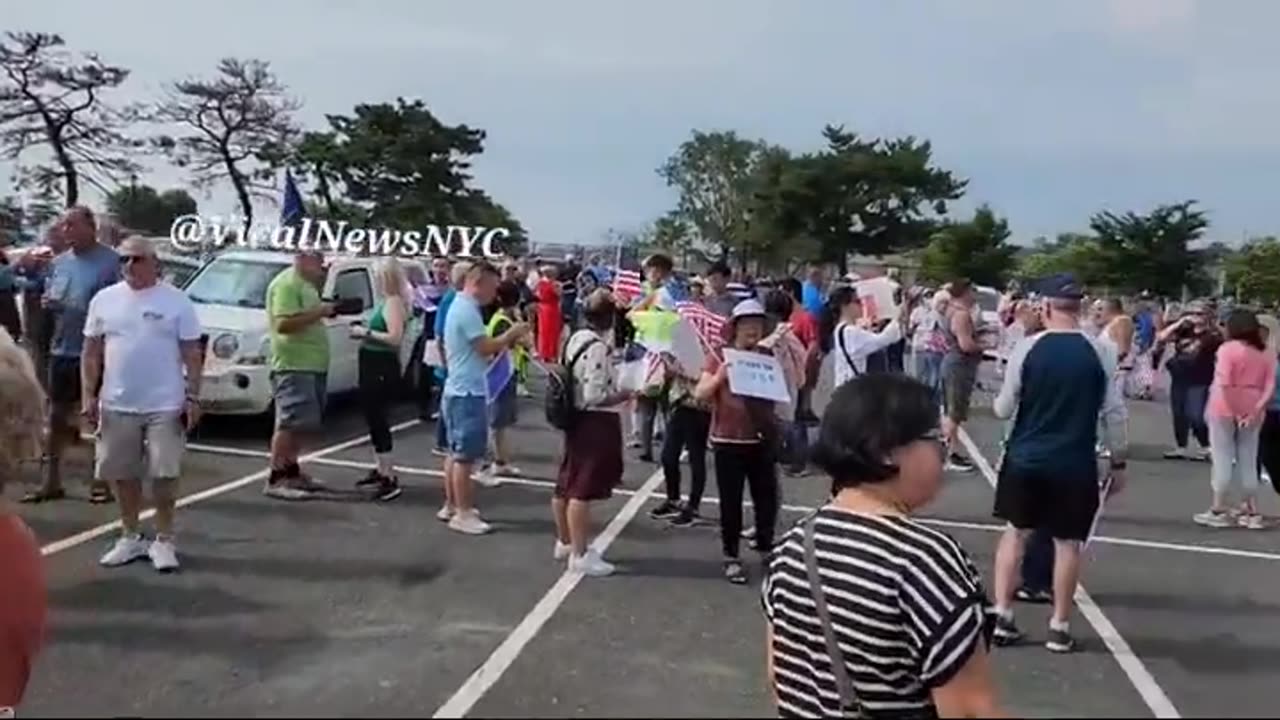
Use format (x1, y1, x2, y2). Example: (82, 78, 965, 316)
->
(1034, 273, 1084, 300)
(731, 298, 767, 319)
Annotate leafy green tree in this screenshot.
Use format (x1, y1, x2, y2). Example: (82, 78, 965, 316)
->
(1088, 200, 1207, 296)
(105, 183, 197, 235)
(1014, 233, 1109, 286)
(151, 58, 300, 230)
(0, 32, 139, 206)
(1225, 237, 1280, 305)
(751, 126, 965, 275)
(291, 98, 526, 251)
(657, 129, 770, 269)
(920, 206, 1018, 287)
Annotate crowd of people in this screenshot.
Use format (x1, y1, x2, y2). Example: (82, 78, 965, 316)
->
(2, 204, 1279, 717)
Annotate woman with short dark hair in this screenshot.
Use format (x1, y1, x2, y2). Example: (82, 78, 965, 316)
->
(763, 374, 1000, 718)
(553, 289, 637, 576)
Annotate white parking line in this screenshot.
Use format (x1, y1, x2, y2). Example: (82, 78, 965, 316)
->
(432, 467, 666, 719)
(40, 420, 421, 557)
(958, 429, 1181, 719)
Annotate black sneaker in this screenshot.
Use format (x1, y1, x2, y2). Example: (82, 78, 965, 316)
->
(375, 477, 403, 502)
(1046, 627, 1076, 654)
(945, 454, 976, 472)
(1015, 587, 1053, 605)
(993, 615, 1023, 647)
(670, 507, 703, 527)
(357, 470, 384, 488)
(638, 453, 655, 463)
(742, 526, 757, 541)
(648, 500, 683, 520)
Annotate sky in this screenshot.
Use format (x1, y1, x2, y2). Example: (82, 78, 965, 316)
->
(4, 0, 1280, 247)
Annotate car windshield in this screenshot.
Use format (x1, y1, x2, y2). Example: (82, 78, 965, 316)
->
(186, 258, 288, 309)
(159, 258, 201, 289)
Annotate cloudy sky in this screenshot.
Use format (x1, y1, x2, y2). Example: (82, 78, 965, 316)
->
(5, 0, 1279, 246)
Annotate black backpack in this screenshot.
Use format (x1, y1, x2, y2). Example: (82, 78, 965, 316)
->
(545, 337, 601, 431)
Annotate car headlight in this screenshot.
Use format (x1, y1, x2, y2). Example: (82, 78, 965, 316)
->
(211, 333, 240, 360)
(239, 337, 271, 366)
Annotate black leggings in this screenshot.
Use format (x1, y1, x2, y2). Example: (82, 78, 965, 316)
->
(661, 406, 711, 509)
(359, 348, 400, 454)
(714, 443, 779, 559)
(1261, 411, 1280, 495)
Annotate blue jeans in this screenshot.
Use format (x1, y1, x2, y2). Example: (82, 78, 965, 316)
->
(1170, 379, 1210, 449)
(781, 419, 808, 473)
(914, 351, 944, 407)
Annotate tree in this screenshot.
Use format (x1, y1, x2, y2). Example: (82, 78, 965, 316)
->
(290, 98, 526, 253)
(919, 206, 1018, 287)
(151, 58, 300, 230)
(0, 32, 139, 206)
(104, 183, 197, 235)
(1014, 233, 1109, 287)
(0, 195, 23, 242)
(757, 126, 965, 275)
(1225, 237, 1280, 305)
(657, 130, 770, 269)
(1088, 200, 1208, 296)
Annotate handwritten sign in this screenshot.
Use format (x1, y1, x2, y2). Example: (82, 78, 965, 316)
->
(722, 349, 790, 403)
(854, 276, 899, 322)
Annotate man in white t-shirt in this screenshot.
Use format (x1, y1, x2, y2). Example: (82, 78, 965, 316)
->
(82, 236, 203, 572)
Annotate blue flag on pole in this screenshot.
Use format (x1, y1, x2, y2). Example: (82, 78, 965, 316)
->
(281, 171, 304, 227)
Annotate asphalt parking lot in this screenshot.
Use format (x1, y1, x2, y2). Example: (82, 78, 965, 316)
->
(8, 358, 1280, 718)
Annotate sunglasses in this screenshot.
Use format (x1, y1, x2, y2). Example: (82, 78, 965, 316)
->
(919, 428, 947, 455)
(119, 254, 149, 265)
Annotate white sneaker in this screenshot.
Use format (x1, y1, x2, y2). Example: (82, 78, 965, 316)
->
(1239, 513, 1266, 531)
(148, 538, 181, 573)
(495, 463, 522, 477)
(449, 510, 493, 535)
(553, 540, 572, 561)
(569, 549, 615, 577)
(100, 534, 151, 567)
(436, 504, 456, 522)
(475, 466, 503, 488)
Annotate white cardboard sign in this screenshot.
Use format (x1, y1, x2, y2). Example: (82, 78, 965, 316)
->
(722, 348, 790, 403)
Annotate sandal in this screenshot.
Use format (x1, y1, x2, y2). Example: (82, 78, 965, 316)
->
(20, 487, 67, 504)
(723, 559, 748, 585)
(89, 482, 114, 504)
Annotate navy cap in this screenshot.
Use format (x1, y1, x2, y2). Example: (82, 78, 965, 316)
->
(1033, 273, 1084, 300)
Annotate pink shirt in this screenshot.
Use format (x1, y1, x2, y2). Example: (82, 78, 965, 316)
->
(1207, 340, 1277, 419)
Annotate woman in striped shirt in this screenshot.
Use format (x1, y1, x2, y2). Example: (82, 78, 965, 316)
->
(763, 374, 1001, 718)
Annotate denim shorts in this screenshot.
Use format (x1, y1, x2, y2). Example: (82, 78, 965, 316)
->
(271, 371, 327, 432)
(444, 394, 488, 463)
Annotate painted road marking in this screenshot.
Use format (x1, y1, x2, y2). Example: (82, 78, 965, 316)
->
(959, 428, 1181, 720)
(432, 467, 667, 719)
(40, 420, 420, 557)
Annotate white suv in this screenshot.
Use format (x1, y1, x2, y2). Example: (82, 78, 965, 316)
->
(186, 250, 423, 416)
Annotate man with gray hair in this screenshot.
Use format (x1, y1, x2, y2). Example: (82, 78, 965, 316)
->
(82, 236, 203, 571)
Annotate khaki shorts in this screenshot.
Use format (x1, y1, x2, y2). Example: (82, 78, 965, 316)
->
(95, 410, 186, 481)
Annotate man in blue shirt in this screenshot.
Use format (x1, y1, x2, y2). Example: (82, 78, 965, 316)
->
(989, 274, 1128, 655)
(439, 261, 529, 536)
(801, 262, 826, 317)
(30, 207, 119, 504)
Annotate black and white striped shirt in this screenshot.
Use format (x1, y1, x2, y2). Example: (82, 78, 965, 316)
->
(762, 508, 994, 718)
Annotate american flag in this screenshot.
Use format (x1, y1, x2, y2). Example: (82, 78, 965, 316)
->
(613, 268, 643, 301)
(676, 301, 726, 355)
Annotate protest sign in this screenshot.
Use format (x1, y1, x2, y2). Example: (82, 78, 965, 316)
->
(855, 276, 900, 322)
(722, 348, 790, 403)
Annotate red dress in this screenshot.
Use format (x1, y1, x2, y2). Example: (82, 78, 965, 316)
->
(535, 278, 563, 362)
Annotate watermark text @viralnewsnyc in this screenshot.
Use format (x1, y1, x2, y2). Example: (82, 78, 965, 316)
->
(169, 215, 511, 258)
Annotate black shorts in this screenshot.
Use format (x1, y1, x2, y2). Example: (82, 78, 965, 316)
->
(993, 463, 1100, 542)
(48, 356, 82, 406)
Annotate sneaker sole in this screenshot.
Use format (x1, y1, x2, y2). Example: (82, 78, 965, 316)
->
(100, 553, 150, 568)
(993, 632, 1023, 647)
(377, 488, 404, 502)
(1046, 642, 1076, 654)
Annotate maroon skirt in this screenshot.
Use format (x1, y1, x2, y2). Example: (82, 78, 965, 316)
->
(556, 411, 623, 502)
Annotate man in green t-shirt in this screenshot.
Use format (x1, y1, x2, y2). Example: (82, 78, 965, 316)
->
(264, 250, 335, 500)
